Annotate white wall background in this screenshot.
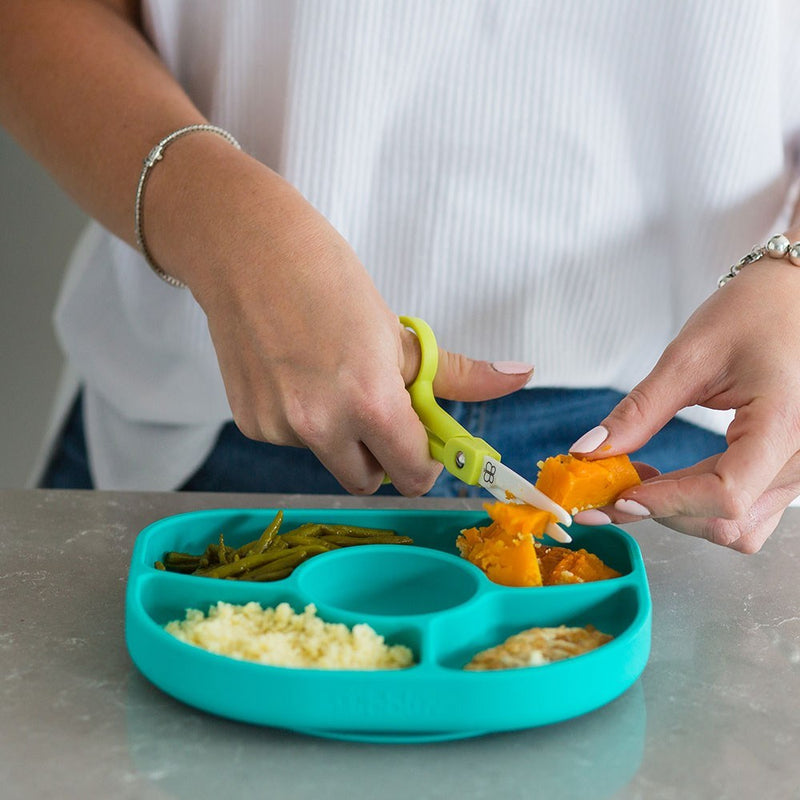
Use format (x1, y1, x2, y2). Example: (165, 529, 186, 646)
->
(0, 127, 87, 487)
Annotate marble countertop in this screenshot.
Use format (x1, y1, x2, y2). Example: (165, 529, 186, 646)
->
(1, 489, 798, 799)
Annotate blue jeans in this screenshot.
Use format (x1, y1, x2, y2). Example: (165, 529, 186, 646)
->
(40, 389, 726, 494)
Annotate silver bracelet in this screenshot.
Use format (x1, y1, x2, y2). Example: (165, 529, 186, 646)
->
(134, 124, 242, 288)
(718, 234, 800, 288)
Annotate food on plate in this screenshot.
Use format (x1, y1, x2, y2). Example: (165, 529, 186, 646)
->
(535, 453, 641, 515)
(456, 521, 620, 587)
(456, 521, 543, 587)
(456, 522, 542, 586)
(165, 601, 415, 670)
(464, 624, 613, 670)
(155, 510, 413, 581)
(536, 542, 621, 584)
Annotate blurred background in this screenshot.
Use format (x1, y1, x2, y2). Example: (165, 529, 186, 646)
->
(0, 127, 86, 487)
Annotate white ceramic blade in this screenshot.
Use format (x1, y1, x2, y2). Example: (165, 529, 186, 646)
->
(478, 456, 572, 527)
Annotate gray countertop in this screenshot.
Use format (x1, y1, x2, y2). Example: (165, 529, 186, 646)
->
(1, 489, 798, 800)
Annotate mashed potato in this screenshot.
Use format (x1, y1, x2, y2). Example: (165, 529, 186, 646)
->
(165, 601, 414, 670)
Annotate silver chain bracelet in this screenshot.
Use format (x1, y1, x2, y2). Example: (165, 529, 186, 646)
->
(134, 124, 242, 288)
(718, 234, 800, 288)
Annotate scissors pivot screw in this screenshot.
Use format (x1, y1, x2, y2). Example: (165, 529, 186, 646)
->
(454, 451, 466, 469)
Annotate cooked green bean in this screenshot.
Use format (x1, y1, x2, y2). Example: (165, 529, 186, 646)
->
(317, 524, 402, 538)
(156, 510, 411, 581)
(242, 567, 293, 582)
(238, 545, 329, 581)
(278, 533, 341, 549)
(321, 534, 414, 546)
(217, 534, 229, 564)
(235, 510, 283, 557)
(195, 546, 301, 579)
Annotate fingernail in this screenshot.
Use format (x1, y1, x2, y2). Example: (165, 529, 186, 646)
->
(491, 360, 534, 375)
(570, 425, 609, 454)
(573, 509, 612, 526)
(615, 498, 650, 517)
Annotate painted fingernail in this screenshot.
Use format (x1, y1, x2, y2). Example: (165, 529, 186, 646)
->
(492, 360, 534, 375)
(570, 425, 609, 454)
(615, 498, 650, 517)
(573, 509, 612, 526)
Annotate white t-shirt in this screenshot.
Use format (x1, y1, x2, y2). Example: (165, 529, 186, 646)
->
(53, 0, 800, 489)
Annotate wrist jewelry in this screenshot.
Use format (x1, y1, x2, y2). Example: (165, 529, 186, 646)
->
(134, 124, 242, 288)
(718, 234, 800, 287)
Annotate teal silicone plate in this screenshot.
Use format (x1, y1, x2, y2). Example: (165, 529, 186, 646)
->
(125, 508, 651, 743)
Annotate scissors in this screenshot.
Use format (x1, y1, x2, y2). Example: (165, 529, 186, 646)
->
(400, 316, 572, 543)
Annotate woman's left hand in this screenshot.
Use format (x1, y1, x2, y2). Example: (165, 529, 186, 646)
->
(570, 255, 800, 553)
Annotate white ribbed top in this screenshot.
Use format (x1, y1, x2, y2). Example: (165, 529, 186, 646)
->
(55, 0, 800, 488)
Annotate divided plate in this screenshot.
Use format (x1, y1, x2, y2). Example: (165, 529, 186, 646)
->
(125, 508, 651, 743)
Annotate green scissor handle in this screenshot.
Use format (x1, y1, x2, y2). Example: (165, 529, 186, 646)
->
(400, 316, 500, 485)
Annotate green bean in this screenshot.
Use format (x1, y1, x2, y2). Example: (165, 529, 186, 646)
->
(238, 545, 328, 581)
(161, 552, 202, 573)
(154, 510, 412, 579)
(243, 567, 294, 582)
(217, 534, 229, 564)
(278, 533, 340, 549)
(317, 524, 401, 538)
(161, 551, 202, 564)
(235, 510, 284, 558)
(321, 534, 413, 546)
(194, 545, 301, 578)
(283, 522, 325, 538)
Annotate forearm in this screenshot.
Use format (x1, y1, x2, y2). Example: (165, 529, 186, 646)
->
(0, 0, 205, 245)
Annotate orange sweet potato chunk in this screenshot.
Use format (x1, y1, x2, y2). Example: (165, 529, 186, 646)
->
(536, 543, 621, 584)
(483, 501, 555, 540)
(457, 523, 619, 587)
(456, 521, 543, 587)
(534, 453, 641, 514)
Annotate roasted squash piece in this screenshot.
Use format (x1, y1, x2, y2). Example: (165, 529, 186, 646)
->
(457, 524, 619, 587)
(456, 521, 543, 587)
(483, 502, 555, 540)
(534, 453, 641, 514)
(536, 543, 621, 584)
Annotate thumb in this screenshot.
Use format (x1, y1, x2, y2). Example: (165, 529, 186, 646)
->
(400, 327, 534, 402)
(435, 349, 534, 401)
(570, 367, 694, 458)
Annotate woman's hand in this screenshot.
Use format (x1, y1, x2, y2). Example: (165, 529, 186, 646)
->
(0, 1, 533, 497)
(570, 256, 800, 552)
(146, 137, 533, 496)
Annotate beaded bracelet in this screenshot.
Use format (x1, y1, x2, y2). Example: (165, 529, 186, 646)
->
(134, 124, 242, 288)
(718, 234, 800, 287)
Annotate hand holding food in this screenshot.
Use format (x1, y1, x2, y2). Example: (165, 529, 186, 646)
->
(570, 260, 800, 552)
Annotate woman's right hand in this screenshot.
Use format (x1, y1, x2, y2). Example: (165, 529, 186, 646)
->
(0, 1, 532, 496)
(145, 135, 533, 496)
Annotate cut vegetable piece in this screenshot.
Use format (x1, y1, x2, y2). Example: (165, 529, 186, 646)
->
(456, 521, 543, 587)
(534, 453, 641, 514)
(482, 501, 555, 540)
(536, 543, 621, 584)
(456, 520, 621, 587)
